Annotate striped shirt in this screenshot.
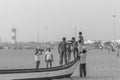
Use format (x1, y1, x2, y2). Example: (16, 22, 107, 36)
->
(80, 53, 86, 64)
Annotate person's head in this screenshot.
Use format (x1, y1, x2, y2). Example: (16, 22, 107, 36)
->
(82, 49, 87, 54)
(47, 48, 51, 52)
(72, 37, 75, 41)
(62, 37, 66, 41)
(79, 32, 82, 35)
(36, 46, 40, 49)
(67, 42, 71, 47)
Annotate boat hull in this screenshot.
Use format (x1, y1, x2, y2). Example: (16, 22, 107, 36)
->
(0, 60, 79, 80)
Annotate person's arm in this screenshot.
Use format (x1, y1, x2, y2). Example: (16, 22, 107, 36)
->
(34, 49, 38, 55)
(45, 54, 47, 62)
(51, 54, 53, 62)
(39, 50, 43, 55)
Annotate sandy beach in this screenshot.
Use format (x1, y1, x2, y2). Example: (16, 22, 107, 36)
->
(0, 49, 119, 80)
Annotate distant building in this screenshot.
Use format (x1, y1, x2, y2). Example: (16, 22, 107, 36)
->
(84, 40, 94, 44)
(11, 27, 16, 44)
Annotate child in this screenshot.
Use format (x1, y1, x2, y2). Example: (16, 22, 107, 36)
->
(79, 49, 87, 77)
(45, 48, 53, 68)
(66, 42, 72, 63)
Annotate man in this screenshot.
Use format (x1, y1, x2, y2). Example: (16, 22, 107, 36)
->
(58, 37, 67, 65)
(71, 37, 78, 60)
(34, 46, 43, 69)
(79, 49, 87, 77)
(79, 32, 84, 45)
(78, 31, 84, 55)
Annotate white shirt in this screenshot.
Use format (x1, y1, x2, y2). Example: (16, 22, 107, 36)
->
(78, 43, 83, 53)
(45, 51, 53, 60)
(80, 53, 86, 64)
(34, 54, 41, 61)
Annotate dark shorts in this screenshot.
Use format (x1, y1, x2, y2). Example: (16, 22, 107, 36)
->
(46, 60, 52, 62)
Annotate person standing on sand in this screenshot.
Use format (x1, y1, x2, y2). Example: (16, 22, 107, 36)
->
(79, 49, 87, 77)
(66, 42, 72, 63)
(78, 32, 84, 45)
(45, 48, 54, 68)
(78, 32, 84, 54)
(34, 46, 42, 69)
(78, 40, 83, 55)
(71, 37, 78, 60)
(58, 37, 67, 65)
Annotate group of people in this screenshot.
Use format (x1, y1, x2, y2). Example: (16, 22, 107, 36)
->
(58, 32, 87, 77)
(34, 47, 53, 69)
(34, 31, 87, 77)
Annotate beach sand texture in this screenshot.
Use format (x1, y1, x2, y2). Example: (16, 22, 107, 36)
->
(0, 49, 119, 80)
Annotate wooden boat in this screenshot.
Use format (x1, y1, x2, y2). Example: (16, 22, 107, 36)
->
(0, 59, 79, 80)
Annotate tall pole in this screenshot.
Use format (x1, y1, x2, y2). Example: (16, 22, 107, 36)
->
(45, 26, 47, 48)
(45, 26, 47, 42)
(11, 25, 16, 44)
(11, 24, 17, 49)
(74, 27, 77, 39)
(113, 15, 116, 42)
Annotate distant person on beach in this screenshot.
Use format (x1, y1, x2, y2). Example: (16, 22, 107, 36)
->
(116, 45, 120, 57)
(79, 32, 84, 45)
(58, 37, 67, 65)
(117, 50, 119, 57)
(71, 37, 78, 60)
(78, 31, 84, 55)
(79, 49, 87, 77)
(66, 41, 72, 63)
(34, 46, 43, 69)
(78, 32, 84, 54)
(45, 48, 54, 68)
(78, 40, 83, 54)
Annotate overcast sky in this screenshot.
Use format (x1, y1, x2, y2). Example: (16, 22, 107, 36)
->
(0, 0, 120, 42)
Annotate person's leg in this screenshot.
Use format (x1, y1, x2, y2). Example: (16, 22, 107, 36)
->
(64, 51, 67, 64)
(69, 51, 71, 62)
(84, 64, 86, 77)
(66, 51, 68, 63)
(35, 61, 38, 69)
(38, 61, 40, 68)
(36, 61, 40, 69)
(48, 60, 51, 68)
(83, 64, 86, 77)
(50, 60, 52, 67)
(63, 51, 65, 64)
(46, 60, 49, 68)
(60, 52, 63, 65)
(80, 64, 83, 77)
(68, 51, 70, 63)
(75, 48, 78, 60)
(76, 48, 78, 59)
(73, 49, 76, 60)
(60, 52, 62, 65)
